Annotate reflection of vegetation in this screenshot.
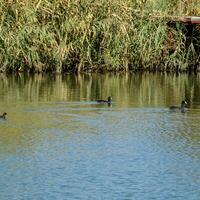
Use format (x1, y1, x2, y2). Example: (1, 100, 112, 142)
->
(1, 73, 200, 156)
(0, 0, 200, 72)
(1, 73, 200, 106)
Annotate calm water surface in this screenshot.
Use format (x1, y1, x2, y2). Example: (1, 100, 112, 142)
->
(0, 73, 200, 200)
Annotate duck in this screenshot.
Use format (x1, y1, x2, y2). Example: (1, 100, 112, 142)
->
(0, 112, 7, 119)
(97, 96, 112, 104)
(169, 100, 187, 113)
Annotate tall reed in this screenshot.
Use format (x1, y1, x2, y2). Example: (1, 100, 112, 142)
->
(0, 0, 199, 73)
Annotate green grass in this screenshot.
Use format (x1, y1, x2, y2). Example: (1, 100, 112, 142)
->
(0, 0, 200, 73)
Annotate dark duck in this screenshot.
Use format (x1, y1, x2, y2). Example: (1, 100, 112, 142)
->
(169, 100, 187, 113)
(0, 112, 7, 119)
(97, 96, 112, 104)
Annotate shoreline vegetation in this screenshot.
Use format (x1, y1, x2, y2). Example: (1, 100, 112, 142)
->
(0, 0, 200, 73)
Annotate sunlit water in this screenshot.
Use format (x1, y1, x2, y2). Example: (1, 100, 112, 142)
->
(0, 73, 200, 200)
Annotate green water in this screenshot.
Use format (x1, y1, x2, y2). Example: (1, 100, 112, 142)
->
(0, 73, 200, 200)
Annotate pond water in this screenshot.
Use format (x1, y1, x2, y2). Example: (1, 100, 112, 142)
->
(0, 73, 200, 200)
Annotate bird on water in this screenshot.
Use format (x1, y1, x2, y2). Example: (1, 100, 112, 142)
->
(169, 100, 187, 113)
(97, 96, 112, 104)
(0, 112, 7, 119)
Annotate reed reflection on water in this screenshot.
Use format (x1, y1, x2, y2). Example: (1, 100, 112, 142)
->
(1, 73, 200, 105)
(0, 73, 200, 200)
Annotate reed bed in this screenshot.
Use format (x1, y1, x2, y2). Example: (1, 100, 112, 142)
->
(0, 0, 200, 73)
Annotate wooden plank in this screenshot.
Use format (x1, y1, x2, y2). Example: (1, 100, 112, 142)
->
(170, 16, 200, 24)
(190, 17, 200, 24)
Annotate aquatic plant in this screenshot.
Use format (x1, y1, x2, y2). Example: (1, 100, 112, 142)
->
(0, 0, 199, 73)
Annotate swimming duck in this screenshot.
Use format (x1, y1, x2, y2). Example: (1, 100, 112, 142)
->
(0, 112, 7, 119)
(169, 100, 187, 113)
(97, 96, 112, 104)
